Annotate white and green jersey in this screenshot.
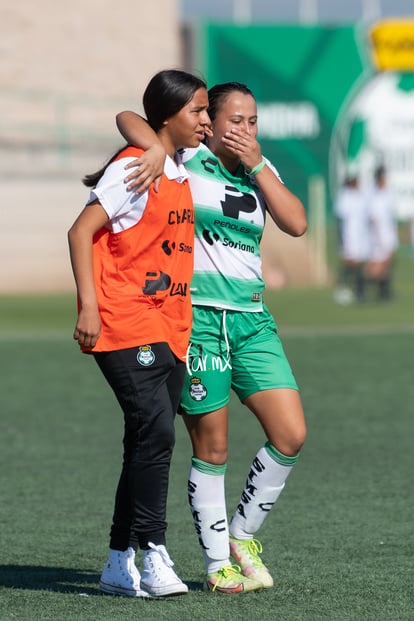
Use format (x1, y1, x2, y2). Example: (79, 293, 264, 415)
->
(183, 143, 281, 312)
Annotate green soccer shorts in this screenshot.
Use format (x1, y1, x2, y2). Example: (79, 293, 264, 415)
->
(179, 305, 298, 415)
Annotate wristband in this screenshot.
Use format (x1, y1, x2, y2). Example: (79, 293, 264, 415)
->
(247, 157, 266, 176)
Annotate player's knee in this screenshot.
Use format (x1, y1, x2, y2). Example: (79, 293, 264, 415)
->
(196, 445, 228, 465)
(275, 424, 306, 457)
(291, 423, 307, 454)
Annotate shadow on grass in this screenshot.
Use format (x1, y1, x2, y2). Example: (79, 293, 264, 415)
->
(0, 565, 100, 595)
(0, 565, 203, 595)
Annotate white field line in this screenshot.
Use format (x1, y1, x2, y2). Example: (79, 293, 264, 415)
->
(0, 324, 413, 342)
(0, 329, 72, 341)
(279, 324, 414, 338)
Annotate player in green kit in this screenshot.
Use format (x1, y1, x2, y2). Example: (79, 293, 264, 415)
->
(117, 81, 307, 594)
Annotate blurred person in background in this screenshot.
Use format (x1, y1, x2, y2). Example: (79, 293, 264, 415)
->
(364, 165, 399, 301)
(68, 69, 210, 598)
(116, 80, 307, 595)
(333, 171, 370, 305)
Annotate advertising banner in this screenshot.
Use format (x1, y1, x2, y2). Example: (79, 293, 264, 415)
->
(197, 20, 414, 220)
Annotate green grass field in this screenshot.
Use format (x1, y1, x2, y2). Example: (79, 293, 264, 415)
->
(1, 256, 413, 620)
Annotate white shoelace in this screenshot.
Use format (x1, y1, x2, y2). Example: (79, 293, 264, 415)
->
(126, 547, 141, 582)
(147, 542, 174, 569)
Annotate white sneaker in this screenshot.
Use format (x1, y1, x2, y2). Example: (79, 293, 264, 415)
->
(99, 547, 150, 597)
(140, 542, 188, 597)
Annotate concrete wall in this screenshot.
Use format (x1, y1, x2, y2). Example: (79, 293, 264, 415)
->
(0, 0, 182, 293)
(0, 0, 181, 99)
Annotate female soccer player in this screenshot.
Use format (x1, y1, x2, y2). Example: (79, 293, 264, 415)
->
(68, 69, 209, 598)
(116, 81, 307, 594)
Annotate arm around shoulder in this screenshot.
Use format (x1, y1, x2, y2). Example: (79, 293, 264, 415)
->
(116, 111, 161, 149)
(116, 111, 166, 193)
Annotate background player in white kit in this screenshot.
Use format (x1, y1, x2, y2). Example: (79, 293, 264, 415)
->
(333, 172, 370, 304)
(365, 165, 399, 301)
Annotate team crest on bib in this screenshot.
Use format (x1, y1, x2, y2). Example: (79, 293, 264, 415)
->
(137, 345, 155, 366)
(189, 377, 207, 401)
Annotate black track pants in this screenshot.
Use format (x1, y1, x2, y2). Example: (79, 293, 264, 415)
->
(94, 342, 185, 550)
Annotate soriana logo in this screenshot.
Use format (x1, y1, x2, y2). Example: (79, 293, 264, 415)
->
(369, 20, 414, 71)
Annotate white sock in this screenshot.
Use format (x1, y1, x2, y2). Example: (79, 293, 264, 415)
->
(230, 444, 298, 539)
(188, 458, 231, 574)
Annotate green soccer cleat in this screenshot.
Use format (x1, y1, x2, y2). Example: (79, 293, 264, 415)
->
(206, 564, 262, 594)
(229, 537, 274, 588)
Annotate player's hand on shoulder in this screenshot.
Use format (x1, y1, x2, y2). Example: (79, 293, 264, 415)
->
(124, 144, 166, 194)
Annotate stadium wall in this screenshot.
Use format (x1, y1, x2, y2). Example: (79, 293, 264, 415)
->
(0, 0, 182, 293)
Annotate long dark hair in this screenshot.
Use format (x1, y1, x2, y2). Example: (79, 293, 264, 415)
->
(83, 69, 207, 188)
(144, 69, 206, 131)
(207, 82, 254, 122)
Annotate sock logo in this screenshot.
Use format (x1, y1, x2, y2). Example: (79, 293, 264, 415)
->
(209, 519, 227, 533)
(241, 482, 258, 502)
(188, 481, 209, 551)
(236, 457, 268, 518)
(258, 502, 274, 512)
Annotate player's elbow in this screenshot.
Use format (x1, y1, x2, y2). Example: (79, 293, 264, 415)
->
(291, 213, 308, 237)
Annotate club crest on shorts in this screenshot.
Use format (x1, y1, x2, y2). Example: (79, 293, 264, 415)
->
(189, 377, 207, 401)
(137, 345, 155, 366)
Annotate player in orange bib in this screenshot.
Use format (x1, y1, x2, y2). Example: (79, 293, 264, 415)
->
(68, 70, 210, 598)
